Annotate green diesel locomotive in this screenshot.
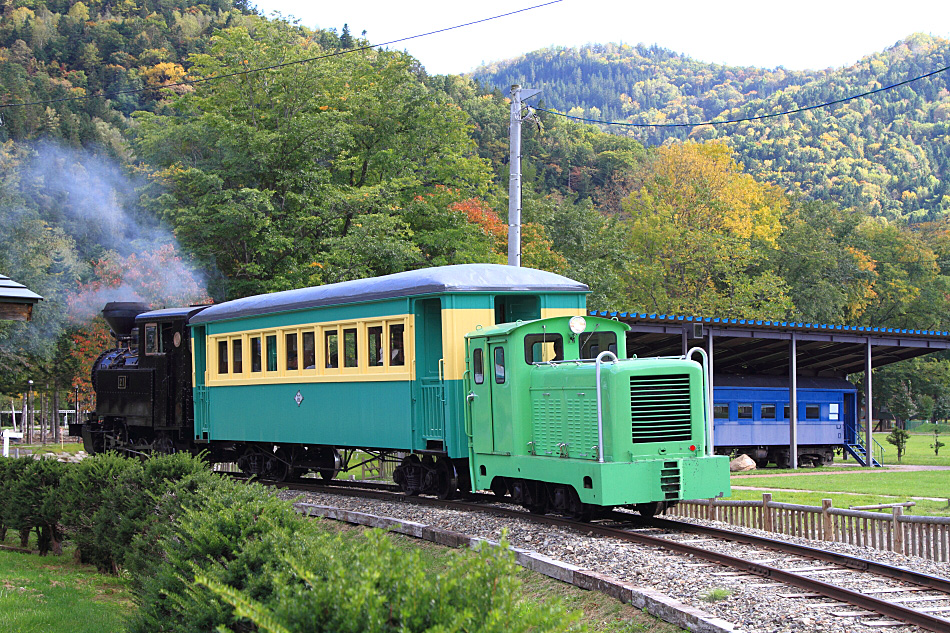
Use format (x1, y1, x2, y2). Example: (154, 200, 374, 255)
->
(77, 264, 729, 517)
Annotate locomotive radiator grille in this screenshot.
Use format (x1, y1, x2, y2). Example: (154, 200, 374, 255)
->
(629, 375, 692, 444)
(661, 461, 681, 500)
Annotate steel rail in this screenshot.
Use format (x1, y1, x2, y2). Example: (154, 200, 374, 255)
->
(643, 514, 950, 594)
(268, 481, 950, 631)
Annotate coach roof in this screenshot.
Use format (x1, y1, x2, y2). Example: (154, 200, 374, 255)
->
(189, 264, 589, 325)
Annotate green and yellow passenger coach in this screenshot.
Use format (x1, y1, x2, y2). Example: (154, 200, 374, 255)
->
(188, 264, 729, 516)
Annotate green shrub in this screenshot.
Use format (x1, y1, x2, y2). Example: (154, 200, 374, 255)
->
(127, 475, 310, 633)
(0, 457, 33, 543)
(59, 451, 211, 573)
(201, 530, 579, 633)
(1, 457, 67, 554)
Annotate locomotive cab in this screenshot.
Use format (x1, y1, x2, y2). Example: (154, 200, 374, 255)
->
(465, 315, 730, 517)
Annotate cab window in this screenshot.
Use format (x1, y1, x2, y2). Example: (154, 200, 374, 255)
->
(580, 331, 617, 358)
(473, 348, 484, 384)
(494, 348, 506, 384)
(524, 333, 563, 364)
(144, 323, 160, 354)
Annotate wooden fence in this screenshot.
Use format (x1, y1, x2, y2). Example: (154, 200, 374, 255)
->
(666, 493, 950, 562)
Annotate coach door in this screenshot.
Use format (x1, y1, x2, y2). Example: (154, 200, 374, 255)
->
(413, 298, 445, 448)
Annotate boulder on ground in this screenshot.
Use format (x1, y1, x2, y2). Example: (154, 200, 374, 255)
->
(730, 454, 757, 472)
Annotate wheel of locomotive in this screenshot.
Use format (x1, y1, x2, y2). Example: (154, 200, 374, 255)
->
(490, 477, 509, 498)
(435, 456, 458, 500)
(524, 481, 548, 515)
(634, 501, 665, 517)
(567, 486, 591, 522)
(153, 433, 176, 455)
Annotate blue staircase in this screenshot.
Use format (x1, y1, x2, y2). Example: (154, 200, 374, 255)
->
(844, 441, 881, 467)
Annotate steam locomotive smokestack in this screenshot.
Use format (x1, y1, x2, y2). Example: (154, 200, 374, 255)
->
(102, 301, 149, 338)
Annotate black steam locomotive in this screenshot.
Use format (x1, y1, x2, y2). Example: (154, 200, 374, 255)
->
(75, 301, 205, 455)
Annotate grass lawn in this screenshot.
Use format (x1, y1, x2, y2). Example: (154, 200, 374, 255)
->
(0, 546, 132, 633)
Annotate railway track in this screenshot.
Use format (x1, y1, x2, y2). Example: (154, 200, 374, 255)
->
(263, 477, 950, 632)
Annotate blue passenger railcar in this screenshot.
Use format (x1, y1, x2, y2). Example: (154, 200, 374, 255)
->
(712, 375, 858, 467)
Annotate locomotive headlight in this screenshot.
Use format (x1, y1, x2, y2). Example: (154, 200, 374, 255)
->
(569, 316, 586, 334)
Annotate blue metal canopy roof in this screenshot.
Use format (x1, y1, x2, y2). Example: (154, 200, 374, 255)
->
(591, 310, 950, 376)
(191, 264, 588, 325)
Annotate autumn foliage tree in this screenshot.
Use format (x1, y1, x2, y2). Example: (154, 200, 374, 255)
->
(621, 141, 792, 317)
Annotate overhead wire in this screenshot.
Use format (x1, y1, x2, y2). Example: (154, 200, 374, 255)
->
(531, 63, 950, 128)
(0, 0, 564, 110)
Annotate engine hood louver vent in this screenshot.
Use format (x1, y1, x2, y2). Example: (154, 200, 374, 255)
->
(629, 375, 692, 444)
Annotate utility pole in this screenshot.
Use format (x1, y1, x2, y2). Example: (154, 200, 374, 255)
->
(508, 84, 540, 267)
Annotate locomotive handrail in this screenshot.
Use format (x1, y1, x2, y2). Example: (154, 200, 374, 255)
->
(685, 347, 713, 457)
(595, 350, 619, 463)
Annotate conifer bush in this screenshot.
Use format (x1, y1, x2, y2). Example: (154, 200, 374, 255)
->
(0, 456, 66, 553)
(59, 451, 209, 572)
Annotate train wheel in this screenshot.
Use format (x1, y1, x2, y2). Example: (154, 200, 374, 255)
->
(635, 502, 663, 517)
(265, 448, 292, 482)
(394, 454, 422, 495)
(318, 448, 342, 481)
(490, 477, 508, 498)
(153, 434, 175, 455)
(524, 481, 548, 515)
(435, 457, 458, 500)
(567, 487, 591, 522)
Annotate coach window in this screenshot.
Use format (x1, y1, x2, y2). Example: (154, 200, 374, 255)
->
(738, 404, 753, 420)
(473, 347, 484, 384)
(784, 405, 790, 420)
(805, 404, 820, 420)
(368, 325, 384, 367)
(325, 329, 339, 369)
(217, 340, 228, 374)
(524, 333, 563, 364)
(265, 335, 278, 372)
(232, 338, 243, 373)
(713, 404, 729, 419)
(302, 331, 316, 370)
(144, 323, 160, 354)
(761, 404, 776, 420)
(285, 332, 299, 371)
(250, 336, 262, 373)
(343, 327, 358, 368)
(494, 347, 506, 384)
(389, 323, 405, 366)
(580, 332, 617, 359)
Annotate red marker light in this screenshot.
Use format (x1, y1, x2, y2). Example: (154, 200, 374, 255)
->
(689, 445, 696, 452)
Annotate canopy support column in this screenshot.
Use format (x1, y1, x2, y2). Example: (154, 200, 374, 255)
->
(789, 334, 798, 469)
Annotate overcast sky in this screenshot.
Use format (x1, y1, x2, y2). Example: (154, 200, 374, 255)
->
(251, 0, 950, 76)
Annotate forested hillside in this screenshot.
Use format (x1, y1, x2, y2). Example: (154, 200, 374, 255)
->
(473, 35, 950, 221)
(3, 1, 950, 417)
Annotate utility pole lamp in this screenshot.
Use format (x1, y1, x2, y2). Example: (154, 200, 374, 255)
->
(508, 84, 541, 267)
(26, 379, 33, 445)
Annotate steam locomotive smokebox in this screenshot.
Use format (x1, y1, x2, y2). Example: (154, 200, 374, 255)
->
(102, 301, 150, 337)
